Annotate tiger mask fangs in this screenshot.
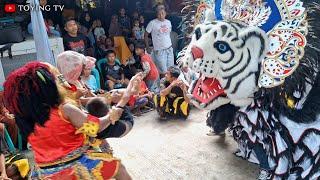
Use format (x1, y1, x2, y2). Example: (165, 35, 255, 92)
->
(181, 17, 268, 110)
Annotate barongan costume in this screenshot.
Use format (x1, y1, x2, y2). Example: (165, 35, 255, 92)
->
(179, 0, 320, 178)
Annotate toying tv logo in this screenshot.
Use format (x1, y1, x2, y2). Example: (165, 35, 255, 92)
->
(18, 4, 65, 12)
(4, 3, 64, 13)
(4, 4, 16, 13)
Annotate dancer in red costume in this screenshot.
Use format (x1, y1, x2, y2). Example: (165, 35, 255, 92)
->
(3, 62, 142, 179)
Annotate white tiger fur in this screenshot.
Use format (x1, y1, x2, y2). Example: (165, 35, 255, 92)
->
(181, 13, 268, 109)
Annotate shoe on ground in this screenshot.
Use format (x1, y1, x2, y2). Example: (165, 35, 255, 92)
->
(258, 169, 272, 180)
(206, 129, 226, 136)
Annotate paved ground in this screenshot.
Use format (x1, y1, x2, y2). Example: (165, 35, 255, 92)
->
(109, 109, 259, 180)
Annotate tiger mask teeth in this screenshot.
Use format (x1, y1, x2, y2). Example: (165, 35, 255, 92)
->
(191, 75, 226, 106)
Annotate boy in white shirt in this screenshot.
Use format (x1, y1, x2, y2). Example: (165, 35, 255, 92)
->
(145, 7, 174, 78)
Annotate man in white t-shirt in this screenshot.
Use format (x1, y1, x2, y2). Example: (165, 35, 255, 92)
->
(145, 7, 174, 78)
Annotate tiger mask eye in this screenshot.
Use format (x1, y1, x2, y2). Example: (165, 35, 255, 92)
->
(214, 41, 231, 54)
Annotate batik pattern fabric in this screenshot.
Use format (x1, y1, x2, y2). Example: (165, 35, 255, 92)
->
(232, 101, 320, 179)
(31, 150, 119, 180)
(29, 108, 120, 179)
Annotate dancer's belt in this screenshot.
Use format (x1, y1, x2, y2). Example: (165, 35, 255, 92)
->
(37, 146, 88, 169)
(38, 154, 83, 169)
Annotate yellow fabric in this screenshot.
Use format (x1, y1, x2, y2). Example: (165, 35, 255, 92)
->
(113, 36, 132, 64)
(90, 138, 103, 148)
(12, 159, 30, 178)
(173, 97, 184, 114)
(180, 101, 189, 116)
(160, 96, 166, 107)
(74, 163, 91, 179)
(76, 121, 99, 138)
(153, 95, 158, 108)
(165, 103, 170, 113)
(287, 97, 295, 109)
(91, 162, 104, 180)
(87, 152, 116, 161)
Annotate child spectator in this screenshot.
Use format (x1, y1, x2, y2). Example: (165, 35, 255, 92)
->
(132, 19, 145, 40)
(96, 37, 115, 60)
(139, 15, 146, 28)
(80, 12, 93, 32)
(46, 19, 61, 37)
(80, 57, 100, 93)
(132, 11, 139, 22)
(104, 50, 129, 90)
(128, 42, 142, 70)
(109, 15, 123, 38)
(80, 12, 96, 47)
(94, 19, 106, 40)
(97, 35, 107, 50)
(105, 37, 115, 51)
(28, 18, 61, 37)
(63, 18, 92, 55)
(128, 81, 152, 116)
(122, 42, 142, 80)
(86, 97, 134, 139)
(135, 41, 159, 93)
(118, 8, 131, 37)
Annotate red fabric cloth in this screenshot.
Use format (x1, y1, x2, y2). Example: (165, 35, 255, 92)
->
(128, 81, 149, 107)
(140, 81, 148, 93)
(141, 54, 159, 81)
(28, 108, 85, 164)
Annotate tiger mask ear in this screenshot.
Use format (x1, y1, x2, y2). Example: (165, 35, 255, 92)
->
(238, 26, 269, 62)
(204, 8, 215, 23)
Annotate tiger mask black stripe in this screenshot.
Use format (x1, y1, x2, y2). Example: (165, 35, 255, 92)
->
(181, 20, 268, 110)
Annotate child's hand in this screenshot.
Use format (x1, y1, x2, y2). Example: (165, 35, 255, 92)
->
(4, 113, 14, 120)
(0, 172, 10, 180)
(125, 73, 143, 96)
(108, 106, 123, 125)
(77, 88, 89, 97)
(148, 92, 154, 98)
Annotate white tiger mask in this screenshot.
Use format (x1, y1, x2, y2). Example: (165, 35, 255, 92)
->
(182, 21, 269, 109)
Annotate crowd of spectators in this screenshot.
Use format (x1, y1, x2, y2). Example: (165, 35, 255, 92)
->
(25, 4, 194, 119)
(0, 2, 194, 178)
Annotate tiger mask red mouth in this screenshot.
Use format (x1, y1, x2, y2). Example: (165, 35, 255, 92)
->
(192, 75, 226, 105)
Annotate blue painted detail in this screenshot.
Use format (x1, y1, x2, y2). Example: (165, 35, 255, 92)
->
(213, 0, 282, 32)
(262, 0, 282, 32)
(214, 0, 224, 20)
(79, 155, 100, 170)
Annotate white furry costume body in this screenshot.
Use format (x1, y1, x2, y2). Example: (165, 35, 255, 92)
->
(179, 0, 320, 178)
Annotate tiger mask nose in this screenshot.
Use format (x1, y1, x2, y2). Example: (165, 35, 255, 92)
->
(191, 46, 204, 59)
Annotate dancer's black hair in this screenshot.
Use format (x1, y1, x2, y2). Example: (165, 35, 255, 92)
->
(3, 62, 62, 137)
